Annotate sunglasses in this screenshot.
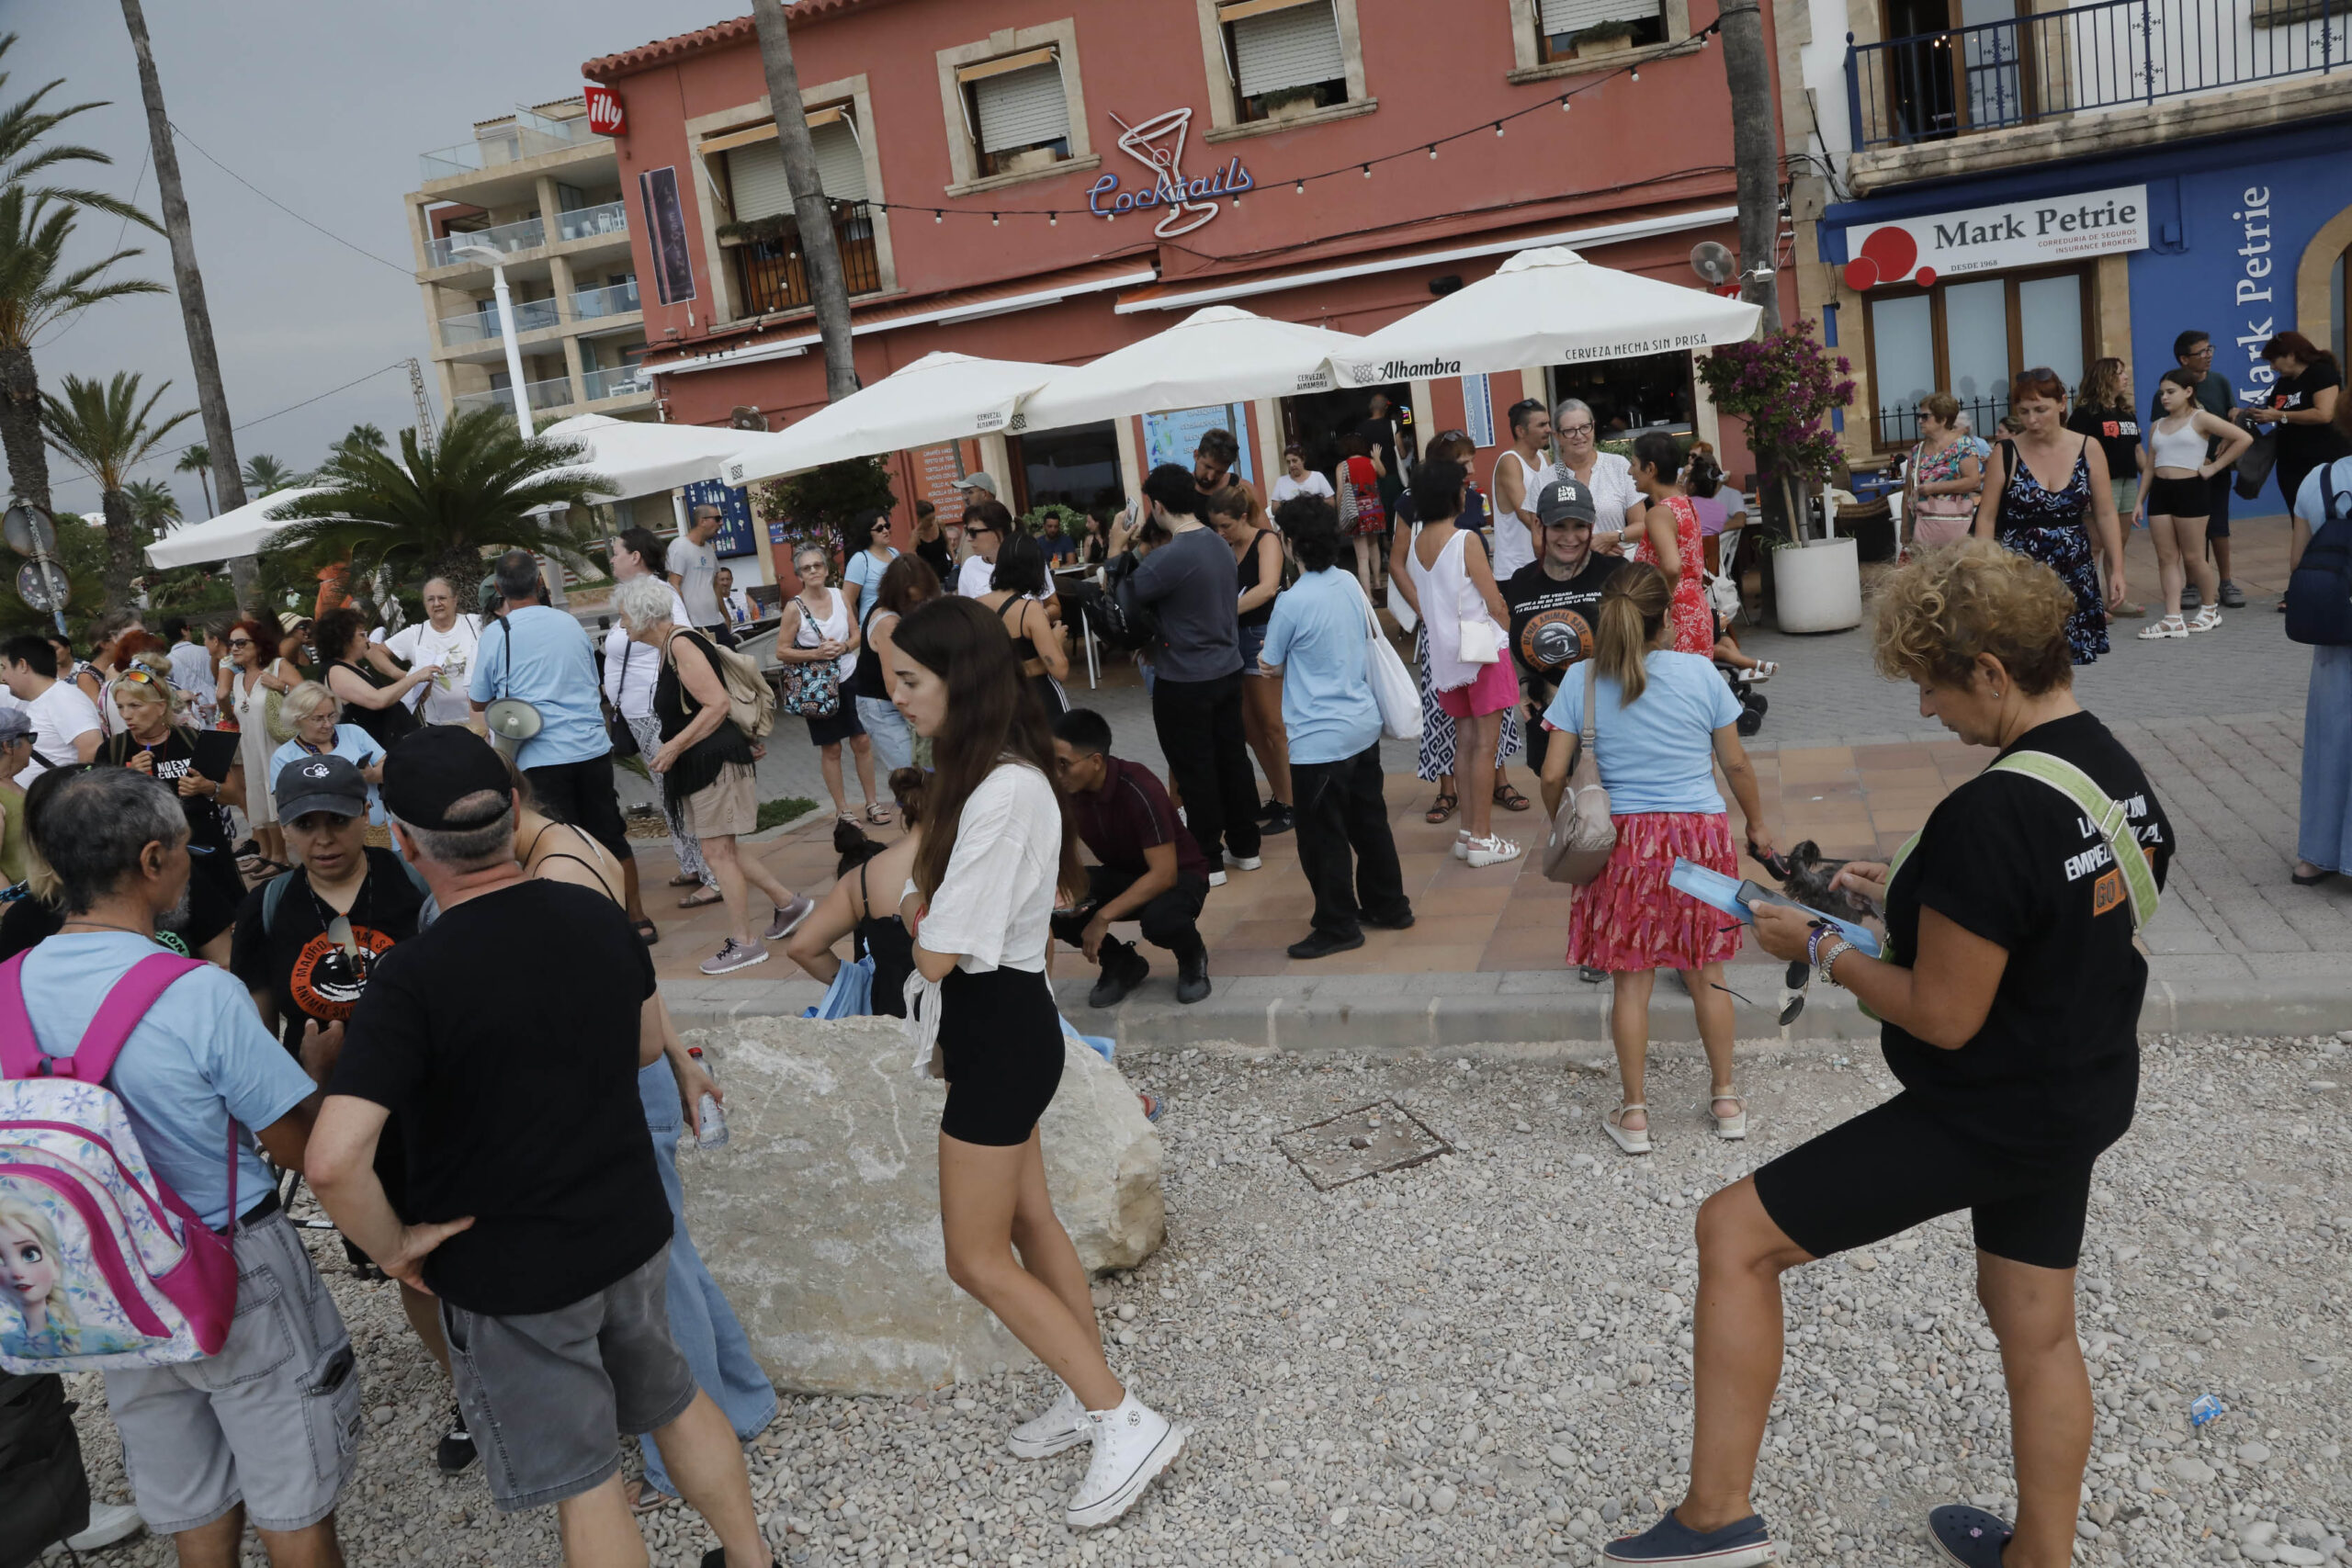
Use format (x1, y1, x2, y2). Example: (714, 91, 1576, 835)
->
(227, 637, 255, 648)
(112, 668, 167, 687)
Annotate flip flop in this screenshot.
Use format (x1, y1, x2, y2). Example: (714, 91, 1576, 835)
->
(678, 886, 725, 908)
(632, 919, 659, 945)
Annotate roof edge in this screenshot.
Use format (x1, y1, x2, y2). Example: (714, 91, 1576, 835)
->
(582, 0, 895, 82)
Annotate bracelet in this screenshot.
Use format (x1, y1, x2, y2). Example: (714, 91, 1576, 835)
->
(1816, 939, 1855, 988)
(1804, 921, 1832, 968)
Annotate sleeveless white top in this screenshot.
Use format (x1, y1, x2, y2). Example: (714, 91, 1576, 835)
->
(1407, 528, 1498, 693)
(795, 587, 857, 682)
(2147, 413, 2209, 472)
(1489, 449, 1554, 581)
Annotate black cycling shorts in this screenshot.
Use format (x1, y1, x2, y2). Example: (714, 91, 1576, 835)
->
(1751, 1092, 2099, 1270)
(936, 964, 1063, 1147)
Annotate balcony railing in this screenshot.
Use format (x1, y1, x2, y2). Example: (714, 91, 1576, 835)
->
(557, 199, 629, 243)
(427, 214, 545, 269)
(730, 202, 882, 318)
(419, 107, 604, 183)
(1847, 0, 2348, 152)
(583, 364, 653, 401)
(454, 376, 575, 417)
(571, 278, 641, 321)
(436, 296, 562, 345)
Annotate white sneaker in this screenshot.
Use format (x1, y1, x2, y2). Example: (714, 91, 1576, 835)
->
(1223, 851, 1261, 871)
(63, 1503, 146, 1551)
(1010, 1382, 1090, 1460)
(1208, 870, 1227, 887)
(1465, 834, 1523, 868)
(1065, 1392, 1187, 1529)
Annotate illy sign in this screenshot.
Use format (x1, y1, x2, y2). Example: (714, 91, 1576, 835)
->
(584, 85, 626, 136)
(1843, 184, 2147, 291)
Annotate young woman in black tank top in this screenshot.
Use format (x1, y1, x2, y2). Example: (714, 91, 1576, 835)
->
(978, 533, 1069, 717)
(1208, 481, 1294, 833)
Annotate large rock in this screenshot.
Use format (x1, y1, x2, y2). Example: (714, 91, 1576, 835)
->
(677, 1014, 1164, 1395)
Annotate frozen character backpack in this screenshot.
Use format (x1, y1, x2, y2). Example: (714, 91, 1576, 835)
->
(0, 951, 241, 1373)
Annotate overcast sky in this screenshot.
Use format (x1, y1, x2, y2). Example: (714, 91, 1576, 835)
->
(17, 0, 729, 520)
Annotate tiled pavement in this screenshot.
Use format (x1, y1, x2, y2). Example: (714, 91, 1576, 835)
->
(649, 516, 2351, 1046)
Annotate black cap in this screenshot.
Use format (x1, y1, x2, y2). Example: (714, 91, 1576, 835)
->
(380, 726, 512, 830)
(1534, 477, 1599, 528)
(275, 753, 370, 823)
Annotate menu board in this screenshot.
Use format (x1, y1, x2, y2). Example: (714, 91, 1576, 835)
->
(1142, 404, 1254, 484)
(682, 479, 757, 558)
(914, 442, 969, 525)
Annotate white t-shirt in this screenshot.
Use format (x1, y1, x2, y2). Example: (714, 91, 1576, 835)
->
(379, 615, 484, 724)
(673, 535, 722, 627)
(956, 551, 1054, 602)
(17, 681, 102, 785)
(916, 761, 1060, 973)
(1270, 470, 1335, 508)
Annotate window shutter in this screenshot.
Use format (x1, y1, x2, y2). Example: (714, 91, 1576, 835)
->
(811, 120, 867, 202)
(726, 142, 793, 222)
(1234, 4, 1348, 97)
(1538, 0, 1661, 35)
(973, 62, 1069, 153)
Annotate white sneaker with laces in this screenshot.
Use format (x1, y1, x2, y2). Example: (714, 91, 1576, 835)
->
(1207, 869, 1227, 887)
(1010, 1382, 1090, 1460)
(1065, 1392, 1187, 1529)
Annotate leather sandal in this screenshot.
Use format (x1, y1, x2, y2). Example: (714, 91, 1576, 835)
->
(1424, 792, 1459, 824)
(1710, 1089, 1748, 1141)
(1493, 782, 1531, 812)
(1603, 1103, 1652, 1156)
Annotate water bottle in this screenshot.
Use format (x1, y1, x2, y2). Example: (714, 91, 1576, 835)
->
(689, 1046, 729, 1149)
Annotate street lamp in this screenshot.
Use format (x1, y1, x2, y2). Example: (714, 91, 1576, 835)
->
(450, 242, 535, 440)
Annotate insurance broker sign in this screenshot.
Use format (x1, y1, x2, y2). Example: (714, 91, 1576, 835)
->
(1842, 184, 2149, 290)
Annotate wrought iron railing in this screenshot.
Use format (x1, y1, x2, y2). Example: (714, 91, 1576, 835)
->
(730, 202, 882, 317)
(1848, 0, 2346, 151)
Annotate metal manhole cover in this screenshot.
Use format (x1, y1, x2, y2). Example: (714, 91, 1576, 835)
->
(1273, 1100, 1452, 1190)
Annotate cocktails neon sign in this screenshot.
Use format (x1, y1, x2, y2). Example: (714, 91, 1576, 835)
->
(1087, 108, 1253, 237)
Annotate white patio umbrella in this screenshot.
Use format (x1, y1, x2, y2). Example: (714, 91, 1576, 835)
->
(720, 352, 1065, 487)
(1012, 305, 1374, 431)
(1342, 247, 1761, 382)
(539, 412, 742, 501)
(143, 487, 329, 570)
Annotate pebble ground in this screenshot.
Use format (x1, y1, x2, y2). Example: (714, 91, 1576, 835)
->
(63, 1031, 2352, 1566)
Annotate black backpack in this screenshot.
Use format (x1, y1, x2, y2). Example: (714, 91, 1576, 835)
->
(2285, 457, 2352, 647)
(0, 1372, 88, 1568)
(1065, 557, 1163, 656)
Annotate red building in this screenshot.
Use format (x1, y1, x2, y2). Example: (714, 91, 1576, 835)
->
(580, 0, 1778, 583)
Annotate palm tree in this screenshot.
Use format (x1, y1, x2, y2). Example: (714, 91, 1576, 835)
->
(748, 0, 855, 401)
(124, 474, 178, 536)
(40, 370, 193, 602)
(0, 28, 166, 516)
(240, 453, 297, 493)
(175, 441, 211, 514)
(264, 406, 606, 607)
(340, 422, 386, 452)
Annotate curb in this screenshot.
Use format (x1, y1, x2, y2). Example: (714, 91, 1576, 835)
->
(661, 960, 2352, 1052)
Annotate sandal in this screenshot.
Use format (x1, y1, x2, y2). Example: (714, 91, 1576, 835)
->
(1709, 1089, 1747, 1141)
(667, 873, 703, 887)
(1492, 783, 1531, 813)
(2136, 615, 2188, 639)
(1603, 1103, 1651, 1156)
(632, 919, 659, 945)
(2188, 606, 2223, 633)
(626, 1479, 675, 1514)
(865, 802, 893, 825)
(678, 886, 724, 908)
(1747, 660, 1777, 682)
(1425, 792, 1459, 824)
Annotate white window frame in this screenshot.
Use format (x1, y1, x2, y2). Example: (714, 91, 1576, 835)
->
(935, 21, 1100, 197)
(1192, 0, 1374, 141)
(1505, 0, 1693, 81)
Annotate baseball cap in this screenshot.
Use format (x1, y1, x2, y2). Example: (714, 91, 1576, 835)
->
(380, 725, 513, 830)
(1534, 478, 1599, 529)
(0, 708, 32, 746)
(951, 472, 999, 496)
(275, 752, 370, 823)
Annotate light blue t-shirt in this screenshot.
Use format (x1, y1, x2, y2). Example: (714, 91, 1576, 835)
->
(1261, 568, 1382, 766)
(21, 933, 314, 1231)
(1542, 650, 1743, 815)
(844, 547, 898, 628)
(269, 726, 388, 824)
(2294, 457, 2352, 525)
(467, 604, 610, 769)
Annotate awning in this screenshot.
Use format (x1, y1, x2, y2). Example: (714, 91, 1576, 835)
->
(538, 412, 742, 501)
(144, 488, 330, 570)
(721, 352, 1066, 486)
(698, 106, 852, 156)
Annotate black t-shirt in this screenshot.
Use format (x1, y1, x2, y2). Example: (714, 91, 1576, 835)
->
(2065, 403, 2142, 480)
(330, 878, 669, 1315)
(330, 660, 419, 750)
(101, 726, 235, 861)
(1881, 711, 2171, 1159)
(2268, 360, 2351, 470)
(914, 531, 955, 584)
(230, 848, 424, 1057)
(1502, 554, 1626, 702)
(0, 868, 240, 963)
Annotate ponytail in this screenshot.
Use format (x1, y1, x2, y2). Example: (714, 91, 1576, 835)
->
(1593, 562, 1670, 705)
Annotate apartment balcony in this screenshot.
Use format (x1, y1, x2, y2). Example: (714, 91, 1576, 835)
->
(437, 296, 561, 346)
(420, 107, 603, 184)
(1847, 0, 2351, 160)
(426, 201, 628, 272)
(427, 213, 545, 269)
(729, 202, 882, 318)
(454, 376, 575, 418)
(571, 278, 640, 321)
(556, 199, 628, 244)
(583, 364, 653, 402)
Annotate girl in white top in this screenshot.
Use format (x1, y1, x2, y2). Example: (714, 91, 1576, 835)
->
(1402, 459, 1523, 869)
(2138, 368, 2254, 637)
(888, 595, 1188, 1529)
(1553, 397, 1647, 548)
(1269, 444, 1334, 508)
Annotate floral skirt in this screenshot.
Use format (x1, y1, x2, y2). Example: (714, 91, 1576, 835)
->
(1566, 811, 1744, 973)
(1996, 524, 2109, 665)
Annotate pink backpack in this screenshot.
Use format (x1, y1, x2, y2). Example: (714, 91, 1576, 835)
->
(0, 951, 242, 1373)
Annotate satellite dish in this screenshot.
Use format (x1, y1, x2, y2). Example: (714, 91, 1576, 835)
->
(483, 698, 543, 741)
(1690, 241, 1736, 287)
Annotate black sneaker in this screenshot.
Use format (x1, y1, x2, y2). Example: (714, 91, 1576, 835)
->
(1362, 909, 1416, 931)
(1087, 943, 1148, 1009)
(1174, 949, 1212, 1004)
(1259, 804, 1295, 836)
(436, 1404, 477, 1474)
(1286, 931, 1364, 959)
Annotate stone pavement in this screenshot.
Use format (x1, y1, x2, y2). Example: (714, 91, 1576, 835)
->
(649, 516, 2351, 1047)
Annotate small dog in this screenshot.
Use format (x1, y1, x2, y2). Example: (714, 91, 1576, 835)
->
(1776, 840, 1883, 925)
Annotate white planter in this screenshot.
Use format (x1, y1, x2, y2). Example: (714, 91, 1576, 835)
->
(1773, 536, 1862, 634)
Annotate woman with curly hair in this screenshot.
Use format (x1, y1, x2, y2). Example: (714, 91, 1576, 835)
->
(1606, 540, 2171, 1568)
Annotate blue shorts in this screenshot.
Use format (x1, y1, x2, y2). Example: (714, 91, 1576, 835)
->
(1239, 620, 1270, 674)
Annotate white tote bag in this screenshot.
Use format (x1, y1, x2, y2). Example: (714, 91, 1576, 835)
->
(1357, 581, 1423, 742)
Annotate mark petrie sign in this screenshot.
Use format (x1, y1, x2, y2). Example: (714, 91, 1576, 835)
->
(584, 85, 626, 136)
(1843, 184, 2148, 291)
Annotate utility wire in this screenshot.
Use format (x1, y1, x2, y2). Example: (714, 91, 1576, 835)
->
(168, 121, 413, 276)
(125, 361, 412, 477)
(35, 146, 153, 351)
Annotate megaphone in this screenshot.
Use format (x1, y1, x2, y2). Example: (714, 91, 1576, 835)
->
(484, 698, 543, 742)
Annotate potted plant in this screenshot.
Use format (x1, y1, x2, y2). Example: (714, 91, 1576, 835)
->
(1261, 85, 1327, 123)
(1696, 321, 1860, 634)
(1571, 19, 1640, 55)
(1018, 502, 1087, 537)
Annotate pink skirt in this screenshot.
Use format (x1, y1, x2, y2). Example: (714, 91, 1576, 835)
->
(1434, 652, 1520, 719)
(1566, 811, 1745, 973)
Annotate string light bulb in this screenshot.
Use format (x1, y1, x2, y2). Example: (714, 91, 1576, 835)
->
(1295, 180, 1305, 194)
(1560, 95, 1572, 110)
(1049, 210, 1057, 225)
(1495, 122, 1506, 137)
(1362, 164, 1372, 178)
(991, 212, 1000, 227)
(1428, 144, 1438, 160)
(933, 209, 942, 223)
(1630, 66, 1640, 81)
